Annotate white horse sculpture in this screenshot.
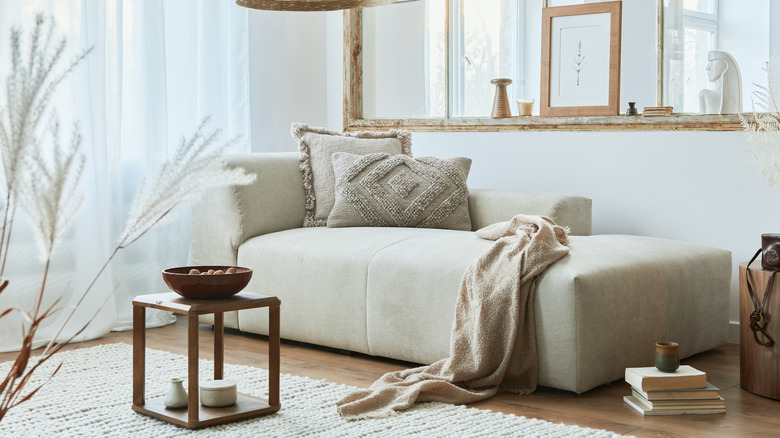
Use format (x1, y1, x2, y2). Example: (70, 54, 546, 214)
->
(699, 50, 742, 114)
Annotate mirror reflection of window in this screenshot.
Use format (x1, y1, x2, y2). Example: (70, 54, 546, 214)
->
(357, 0, 776, 126)
(663, 0, 718, 113)
(663, 0, 772, 113)
(451, 0, 524, 117)
(361, 0, 524, 119)
(362, 1, 445, 119)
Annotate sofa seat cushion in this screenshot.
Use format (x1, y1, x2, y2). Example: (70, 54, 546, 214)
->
(235, 227, 443, 354)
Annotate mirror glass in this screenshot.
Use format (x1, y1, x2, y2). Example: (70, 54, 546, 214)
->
(357, 0, 776, 123)
(362, 0, 525, 118)
(661, 0, 776, 113)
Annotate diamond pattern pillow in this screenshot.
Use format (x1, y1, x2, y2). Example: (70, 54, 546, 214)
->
(327, 152, 472, 230)
(292, 123, 412, 227)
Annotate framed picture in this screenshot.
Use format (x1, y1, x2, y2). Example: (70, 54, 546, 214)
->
(540, 1, 622, 117)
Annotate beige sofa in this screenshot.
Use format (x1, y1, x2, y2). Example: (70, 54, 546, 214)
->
(191, 152, 731, 394)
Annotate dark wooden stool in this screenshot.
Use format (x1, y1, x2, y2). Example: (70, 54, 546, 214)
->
(739, 261, 780, 400)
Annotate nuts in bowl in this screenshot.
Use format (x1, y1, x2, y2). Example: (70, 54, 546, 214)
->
(162, 266, 252, 299)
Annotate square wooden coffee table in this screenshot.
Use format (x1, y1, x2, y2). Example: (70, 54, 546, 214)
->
(132, 291, 280, 429)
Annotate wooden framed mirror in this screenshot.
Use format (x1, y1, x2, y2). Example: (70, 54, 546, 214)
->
(344, 0, 756, 132)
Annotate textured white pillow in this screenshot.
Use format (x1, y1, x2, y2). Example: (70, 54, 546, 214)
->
(291, 123, 412, 227)
(327, 152, 472, 230)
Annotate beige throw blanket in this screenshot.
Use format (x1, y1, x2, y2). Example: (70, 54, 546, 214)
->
(336, 214, 570, 419)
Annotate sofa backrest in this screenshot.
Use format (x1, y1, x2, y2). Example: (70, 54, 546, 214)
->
(469, 189, 592, 236)
(191, 152, 305, 265)
(190, 152, 593, 265)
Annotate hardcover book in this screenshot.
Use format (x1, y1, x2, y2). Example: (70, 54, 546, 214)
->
(624, 365, 706, 391)
(623, 395, 725, 416)
(631, 389, 725, 409)
(633, 382, 720, 401)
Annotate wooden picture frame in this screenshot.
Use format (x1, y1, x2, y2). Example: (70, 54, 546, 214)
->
(540, 1, 622, 117)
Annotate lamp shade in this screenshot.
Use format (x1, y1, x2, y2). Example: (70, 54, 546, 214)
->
(236, 0, 416, 11)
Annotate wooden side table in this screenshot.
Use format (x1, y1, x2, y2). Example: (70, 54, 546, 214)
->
(132, 291, 281, 429)
(738, 261, 780, 400)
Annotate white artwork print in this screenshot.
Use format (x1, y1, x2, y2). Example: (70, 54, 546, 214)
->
(550, 12, 611, 107)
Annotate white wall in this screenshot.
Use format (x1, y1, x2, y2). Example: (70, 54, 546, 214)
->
(247, 6, 779, 338)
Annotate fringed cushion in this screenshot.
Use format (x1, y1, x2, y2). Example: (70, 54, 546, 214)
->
(327, 152, 472, 230)
(291, 123, 412, 227)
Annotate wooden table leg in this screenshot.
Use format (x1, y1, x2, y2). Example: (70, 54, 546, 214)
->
(133, 305, 145, 406)
(214, 312, 224, 380)
(269, 304, 280, 406)
(188, 312, 199, 425)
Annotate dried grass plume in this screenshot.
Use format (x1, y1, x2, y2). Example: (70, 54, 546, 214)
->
(741, 59, 780, 187)
(120, 117, 256, 247)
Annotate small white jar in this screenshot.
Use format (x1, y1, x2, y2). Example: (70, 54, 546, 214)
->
(200, 380, 237, 407)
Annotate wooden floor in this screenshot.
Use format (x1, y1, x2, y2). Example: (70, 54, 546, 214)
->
(3, 319, 779, 437)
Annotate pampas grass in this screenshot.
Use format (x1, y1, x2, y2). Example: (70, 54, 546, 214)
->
(0, 14, 90, 275)
(21, 119, 85, 259)
(741, 60, 780, 187)
(120, 117, 255, 247)
(0, 14, 256, 422)
(0, 15, 91, 422)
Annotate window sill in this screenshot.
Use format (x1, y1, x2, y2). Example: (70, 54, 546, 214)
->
(344, 114, 750, 132)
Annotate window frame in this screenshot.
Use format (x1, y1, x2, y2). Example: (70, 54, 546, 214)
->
(343, 5, 747, 132)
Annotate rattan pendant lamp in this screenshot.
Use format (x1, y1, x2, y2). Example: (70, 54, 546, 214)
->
(236, 0, 415, 11)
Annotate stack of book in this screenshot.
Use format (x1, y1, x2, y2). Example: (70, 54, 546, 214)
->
(623, 365, 726, 415)
(642, 106, 674, 116)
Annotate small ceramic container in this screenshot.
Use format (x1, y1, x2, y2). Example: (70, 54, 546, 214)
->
(200, 380, 237, 407)
(516, 98, 534, 116)
(655, 341, 680, 372)
(164, 377, 188, 409)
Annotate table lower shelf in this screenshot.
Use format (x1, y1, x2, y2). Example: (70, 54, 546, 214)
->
(133, 392, 280, 429)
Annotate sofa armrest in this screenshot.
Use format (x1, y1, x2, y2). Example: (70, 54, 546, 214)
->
(468, 189, 592, 236)
(190, 152, 306, 265)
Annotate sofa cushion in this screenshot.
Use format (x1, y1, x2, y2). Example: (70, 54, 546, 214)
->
(291, 123, 412, 227)
(234, 226, 438, 355)
(328, 152, 472, 230)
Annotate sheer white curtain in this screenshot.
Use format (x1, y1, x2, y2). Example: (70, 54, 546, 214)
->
(0, 0, 250, 352)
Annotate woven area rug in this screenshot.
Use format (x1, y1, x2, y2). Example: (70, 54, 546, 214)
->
(0, 343, 629, 437)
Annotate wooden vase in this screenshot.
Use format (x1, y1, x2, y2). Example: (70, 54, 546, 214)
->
(490, 78, 512, 119)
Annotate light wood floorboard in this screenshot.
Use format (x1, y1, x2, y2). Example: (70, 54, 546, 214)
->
(2, 319, 778, 437)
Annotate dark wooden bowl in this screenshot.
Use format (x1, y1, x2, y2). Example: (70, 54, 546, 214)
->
(162, 266, 252, 300)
